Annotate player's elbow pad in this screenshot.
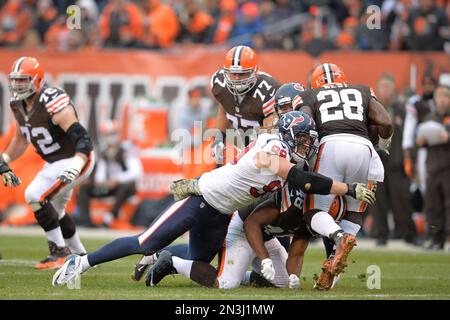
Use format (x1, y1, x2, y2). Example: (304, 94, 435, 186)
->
(286, 165, 333, 195)
(67, 122, 93, 156)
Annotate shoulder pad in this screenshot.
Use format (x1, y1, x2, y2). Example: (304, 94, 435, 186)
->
(40, 87, 71, 116)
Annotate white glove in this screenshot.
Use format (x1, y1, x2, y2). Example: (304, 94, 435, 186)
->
(57, 155, 85, 184)
(288, 274, 300, 289)
(211, 140, 226, 164)
(378, 135, 392, 155)
(261, 258, 275, 282)
(58, 168, 80, 184)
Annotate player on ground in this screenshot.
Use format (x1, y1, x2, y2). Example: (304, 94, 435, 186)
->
(296, 63, 393, 290)
(131, 82, 308, 283)
(52, 111, 374, 287)
(211, 45, 281, 164)
(0, 57, 94, 269)
(140, 112, 373, 289)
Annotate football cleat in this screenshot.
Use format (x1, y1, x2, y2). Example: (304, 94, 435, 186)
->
(35, 241, 71, 270)
(145, 250, 175, 287)
(314, 258, 333, 291)
(52, 254, 83, 287)
(132, 253, 159, 282)
(331, 233, 357, 275)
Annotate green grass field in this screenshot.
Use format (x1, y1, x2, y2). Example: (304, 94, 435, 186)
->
(0, 234, 449, 300)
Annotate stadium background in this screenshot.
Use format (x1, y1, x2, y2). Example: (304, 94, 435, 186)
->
(0, 0, 449, 234)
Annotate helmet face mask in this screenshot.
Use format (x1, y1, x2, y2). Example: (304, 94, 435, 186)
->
(274, 82, 306, 116)
(290, 131, 318, 164)
(9, 73, 37, 100)
(278, 111, 318, 165)
(224, 68, 258, 95)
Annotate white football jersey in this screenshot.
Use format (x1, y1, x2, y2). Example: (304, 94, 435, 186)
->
(199, 133, 291, 214)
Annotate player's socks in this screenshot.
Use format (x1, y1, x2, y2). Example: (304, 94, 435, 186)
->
(242, 271, 252, 285)
(172, 256, 193, 277)
(59, 214, 86, 254)
(46, 227, 66, 248)
(310, 211, 341, 238)
(80, 254, 91, 272)
(65, 233, 87, 255)
(140, 253, 159, 265)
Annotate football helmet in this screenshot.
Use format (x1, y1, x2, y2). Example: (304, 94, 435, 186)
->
(278, 111, 318, 163)
(9, 56, 45, 100)
(223, 45, 259, 95)
(274, 82, 306, 116)
(311, 63, 346, 89)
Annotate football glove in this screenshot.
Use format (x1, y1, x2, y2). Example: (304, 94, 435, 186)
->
(57, 155, 86, 184)
(377, 135, 392, 155)
(261, 258, 275, 282)
(169, 178, 202, 201)
(211, 140, 226, 164)
(0, 158, 21, 187)
(288, 274, 300, 289)
(346, 183, 376, 205)
(57, 168, 80, 184)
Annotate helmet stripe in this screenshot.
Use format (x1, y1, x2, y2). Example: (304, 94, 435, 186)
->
(323, 63, 333, 84)
(13, 57, 27, 73)
(232, 46, 244, 67)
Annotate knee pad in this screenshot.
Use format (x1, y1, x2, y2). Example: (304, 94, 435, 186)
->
(303, 209, 321, 226)
(24, 185, 40, 205)
(32, 202, 59, 232)
(59, 214, 76, 239)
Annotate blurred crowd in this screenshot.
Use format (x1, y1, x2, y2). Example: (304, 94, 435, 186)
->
(368, 73, 450, 250)
(0, 0, 449, 54)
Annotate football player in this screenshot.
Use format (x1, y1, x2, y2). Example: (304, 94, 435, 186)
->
(137, 112, 373, 289)
(130, 82, 308, 283)
(296, 63, 393, 290)
(52, 111, 374, 287)
(210, 45, 281, 164)
(0, 57, 94, 269)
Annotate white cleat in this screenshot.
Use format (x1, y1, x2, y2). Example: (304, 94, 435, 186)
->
(52, 254, 83, 287)
(331, 274, 341, 289)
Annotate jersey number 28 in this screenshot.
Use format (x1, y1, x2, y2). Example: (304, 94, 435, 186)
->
(318, 89, 363, 123)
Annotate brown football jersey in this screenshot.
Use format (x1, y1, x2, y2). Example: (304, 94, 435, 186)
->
(297, 83, 377, 140)
(10, 86, 76, 163)
(210, 69, 281, 130)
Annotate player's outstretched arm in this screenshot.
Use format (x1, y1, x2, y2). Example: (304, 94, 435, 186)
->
(254, 153, 376, 204)
(1, 122, 28, 187)
(52, 105, 93, 183)
(286, 235, 310, 288)
(243, 206, 279, 261)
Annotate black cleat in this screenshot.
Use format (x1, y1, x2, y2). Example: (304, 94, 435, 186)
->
(133, 262, 150, 282)
(145, 251, 175, 287)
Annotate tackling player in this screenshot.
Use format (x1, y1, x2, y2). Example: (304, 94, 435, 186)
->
(137, 112, 373, 289)
(52, 111, 374, 287)
(0, 57, 94, 269)
(297, 63, 393, 290)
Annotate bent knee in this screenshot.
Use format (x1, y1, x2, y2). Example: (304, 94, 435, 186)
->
(218, 278, 240, 289)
